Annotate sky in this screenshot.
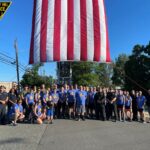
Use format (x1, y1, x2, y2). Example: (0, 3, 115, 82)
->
(0, 0, 150, 82)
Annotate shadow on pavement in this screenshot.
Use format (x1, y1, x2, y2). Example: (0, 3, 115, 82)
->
(0, 138, 25, 145)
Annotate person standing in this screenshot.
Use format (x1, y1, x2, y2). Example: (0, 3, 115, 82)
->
(34, 88, 41, 104)
(76, 86, 87, 121)
(106, 89, 118, 121)
(136, 91, 146, 123)
(40, 84, 46, 106)
(58, 87, 67, 118)
(146, 89, 150, 123)
(46, 96, 54, 124)
(124, 91, 132, 121)
(88, 87, 96, 119)
(130, 90, 138, 121)
(8, 88, 18, 122)
(94, 88, 106, 121)
(0, 86, 8, 125)
(25, 88, 35, 119)
(116, 90, 125, 122)
(21, 85, 29, 115)
(67, 85, 76, 119)
(51, 88, 59, 118)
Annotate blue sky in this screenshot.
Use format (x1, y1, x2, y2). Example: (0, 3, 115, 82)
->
(0, 0, 150, 82)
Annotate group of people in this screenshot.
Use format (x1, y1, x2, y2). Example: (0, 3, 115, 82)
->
(0, 84, 150, 126)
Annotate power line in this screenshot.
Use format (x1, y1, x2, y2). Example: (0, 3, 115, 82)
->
(0, 52, 15, 61)
(0, 52, 27, 69)
(0, 52, 27, 71)
(0, 58, 26, 72)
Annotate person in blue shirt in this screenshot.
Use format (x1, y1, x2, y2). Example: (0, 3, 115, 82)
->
(67, 85, 76, 119)
(116, 90, 125, 122)
(124, 91, 132, 121)
(34, 88, 41, 104)
(58, 87, 67, 118)
(64, 84, 69, 94)
(42, 90, 50, 107)
(34, 100, 43, 124)
(74, 84, 79, 93)
(9, 99, 25, 126)
(9, 103, 19, 126)
(25, 88, 35, 119)
(84, 86, 89, 118)
(46, 96, 54, 124)
(51, 89, 59, 118)
(88, 87, 97, 119)
(76, 86, 87, 121)
(136, 91, 146, 123)
(17, 99, 25, 122)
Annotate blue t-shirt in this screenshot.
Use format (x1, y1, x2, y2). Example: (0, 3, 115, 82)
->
(9, 104, 19, 116)
(36, 105, 42, 116)
(89, 91, 96, 104)
(76, 90, 87, 106)
(137, 96, 146, 109)
(125, 96, 132, 107)
(42, 94, 48, 106)
(59, 91, 66, 103)
(67, 90, 76, 103)
(26, 93, 34, 104)
(18, 104, 23, 113)
(117, 95, 125, 105)
(51, 93, 59, 104)
(64, 89, 68, 94)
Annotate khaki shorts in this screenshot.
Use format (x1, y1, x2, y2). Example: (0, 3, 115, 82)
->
(77, 105, 85, 114)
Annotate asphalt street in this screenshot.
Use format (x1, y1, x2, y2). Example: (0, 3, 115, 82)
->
(0, 120, 150, 150)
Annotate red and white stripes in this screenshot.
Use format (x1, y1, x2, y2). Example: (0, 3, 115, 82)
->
(29, 0, 111, 64)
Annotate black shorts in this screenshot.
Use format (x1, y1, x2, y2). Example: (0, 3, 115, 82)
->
(88, 103, 95, 110)
(138, 108, 143, 112)
(125, 106, 131, 110)
(68, 102, 75, 108)
(117, 105, 123, 110)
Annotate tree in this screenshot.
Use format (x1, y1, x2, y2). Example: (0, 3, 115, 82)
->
(71, 62, 98, 86)
(124, 43, 150, 90)
(111, 54, 129, 88)
(21, 63, 54, 88)
(71, 62, 113, 87)
(95, 63, 113, 87)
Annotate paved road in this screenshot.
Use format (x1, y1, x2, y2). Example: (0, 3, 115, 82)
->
(0, 120, 150, 150)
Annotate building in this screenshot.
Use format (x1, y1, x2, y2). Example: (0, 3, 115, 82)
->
(57, 62, 72, 85)
(0, 81, 17, 92)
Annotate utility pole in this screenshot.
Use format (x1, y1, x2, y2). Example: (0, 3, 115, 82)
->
(14, 39, 20, 92)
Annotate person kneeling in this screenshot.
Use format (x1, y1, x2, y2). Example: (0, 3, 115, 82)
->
(9, 99, 25, 126)
(34, 100, 46, 124)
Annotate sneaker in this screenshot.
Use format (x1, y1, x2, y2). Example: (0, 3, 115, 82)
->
(76, 118, 81, 121)
(13, 123, 18, 126)
(50, 121, 53, 124)
(82, 117, 85, 121)
(12, 122, 18, 126)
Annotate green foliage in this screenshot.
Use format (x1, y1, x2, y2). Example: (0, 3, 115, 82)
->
(71, 62, 113, 87)
(111, 54, 129, 87)
(95, 63, 113, 87)
(21, 63, 54, 88)
(124, 43, 150, 90)
(112, 42, 150, 90)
